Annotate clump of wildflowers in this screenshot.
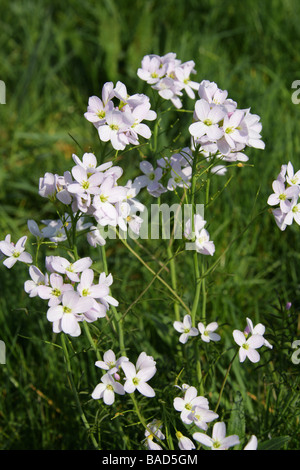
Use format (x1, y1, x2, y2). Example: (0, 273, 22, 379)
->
(137, 53, 200, 109)
(84, 81, 157, 150)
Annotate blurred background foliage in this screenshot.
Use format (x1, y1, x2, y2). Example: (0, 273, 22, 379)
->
(0, 0, 299, 449)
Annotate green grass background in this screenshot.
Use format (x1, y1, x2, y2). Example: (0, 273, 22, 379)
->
(0, 0, 299, 449)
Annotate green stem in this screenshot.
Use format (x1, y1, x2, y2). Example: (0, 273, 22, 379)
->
(130, 393, 167, 449)
(100, 245, 126, 356)
(190, 146, 201, 327)
(214, 350, 238, 414)
(116, 230, 191, 315)
(61, 334, 99, 449)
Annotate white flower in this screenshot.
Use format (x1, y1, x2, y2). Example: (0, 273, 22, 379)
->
(37, 272, 73, 306)
(188, 406, 219, 431)
(95, 349, 128, 375)
(121, 357, 156, 397)
(193, 421, 240, 450)
(144, 419, 165, 450)
(198, 322, 221, 343)
(46, 290, 94, 337)
(246, 317, 273, 350)
(184, 214, 215, 256)
(173, 386, 209, 424)
(267, 179, 299, 213)
(91, 372, 125, 405)
(24, 265, 49, 298)
(173, 314, 199, 344)
(189, 99, 226, 141)
(176, 431, 195, 450)
(233, 329, 265, 363)
(27, 219, 57, 239)
(97, 272, 119, 309)
(47, 255, 93, 283)
(0, 235, 32, 269)
(244, 435, 258, 450)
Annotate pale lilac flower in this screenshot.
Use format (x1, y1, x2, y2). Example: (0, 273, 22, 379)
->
(174, 60, 199, 99)
(55, 171, 73, 205)
(286, 161, 300, 186)
(184, 215, 215, 256)
(217, 109, 248, 155)
(93, 176, 127, 225)
(84, 82, 114, 126)
(267, 179, 299, 213)
(136, 351, 156, 371)
(244, 435, 258, 450)
(246, 317, 273, 350)
(0, 235, 32, 269)
(72, 152, 112, 174)
(283, 199, 300, 226)
(173, 314, 199, 344)
(24, 265, 49, 298)
(97, 272, 119, 308)
(198, 80, 237, 112)
(38, 273, 74, 306)
(188, 406, 219, 431)
(272, 207, 288, 231)
(176, 431, 196, 450)
(198, 322, 221, 343)
(137, 55, 167, 85)
(67, 165, 104, 196)
(46, 290, 94, 337)
(91, 372, 125, 405)
(122, 358, 156, 397)
(77, 269, 109, 300)
(242, 109, 265, 150)
(49, 256, 93, 283)
(95, 349, 129, 375)
(27, 219, 57, 239)
(193, 421, 240, 450)
(86, 225, 106, 247)
(38, 172, 57, 200)
(134, 161, 163, 193)
(144, 419, 165, 450)
(173, 386, 209, 424)
(233, 329, 265, 363)
(189, 99, 226, 141)
(97, 109, 133, 150)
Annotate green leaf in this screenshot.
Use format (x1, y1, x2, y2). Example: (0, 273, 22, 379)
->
(258, 436, 290, 450)
(227, 391, 245, 449)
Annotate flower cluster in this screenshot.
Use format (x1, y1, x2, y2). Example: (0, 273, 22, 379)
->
(233, 317, 273, 363)
(24, 258, 117, 337)
(189, 80, 265, 167)
(137, 52, 200, 109)
(267, 161, 300, 231)
(174, 385, 218, 431)
(37, 152, 145, 245)
(84, 81, 157, 150)
(92, 350, 156, 405)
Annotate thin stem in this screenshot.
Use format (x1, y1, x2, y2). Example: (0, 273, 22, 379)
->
(61, 333, 99, 449)
(100, 245, 126, 356)
(214, 350, 238, 414)
(190, 146, 201, 326)
(116, 230, 191, 315)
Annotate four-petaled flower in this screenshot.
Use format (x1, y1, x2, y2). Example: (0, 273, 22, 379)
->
(173, 314, 199, 344)
(91, 372, 125, 405)
(193, 421, 240, 450)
